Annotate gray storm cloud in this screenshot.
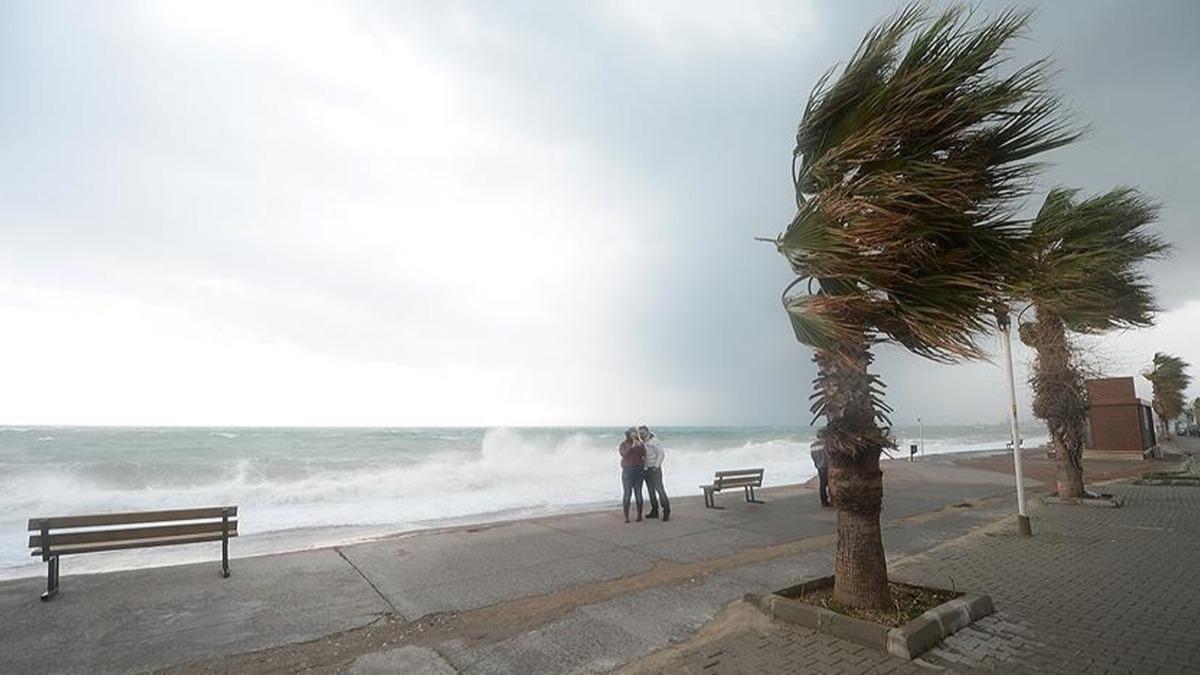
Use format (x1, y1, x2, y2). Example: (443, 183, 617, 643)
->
(0, 0, 1197, 425)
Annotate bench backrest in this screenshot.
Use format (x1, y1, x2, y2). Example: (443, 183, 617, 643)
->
(28, 506, 238, 560)
(713, 468, 764, 489)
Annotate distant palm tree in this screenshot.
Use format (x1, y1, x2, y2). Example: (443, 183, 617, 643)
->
(1144, 353, 1192, 438)
(773, 4, 1074, 608)
(1015, 189, 1166, 498)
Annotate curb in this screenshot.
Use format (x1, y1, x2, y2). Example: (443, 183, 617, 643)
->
(1040, 495, 1124, 508)
(746, 576, 994, 660)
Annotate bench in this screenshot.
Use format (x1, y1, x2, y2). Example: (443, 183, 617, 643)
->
(28, 506, 238, 601)
(700, 468, 766, 509)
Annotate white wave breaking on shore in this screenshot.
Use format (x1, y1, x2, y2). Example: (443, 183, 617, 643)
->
(0, 425, 1041, 578)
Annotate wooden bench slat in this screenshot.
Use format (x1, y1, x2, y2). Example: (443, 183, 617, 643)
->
(28, 506, 238, 531)
(714, 468, 764, 478)
(29, 521, 238, 549)
(710, 475, 758, 485)
(715, 475, 761, 484)
(31, 531, 239, 557)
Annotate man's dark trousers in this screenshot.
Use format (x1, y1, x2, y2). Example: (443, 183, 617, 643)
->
(644, 467, 670, 517)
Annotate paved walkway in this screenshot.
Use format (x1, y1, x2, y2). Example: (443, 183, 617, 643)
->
(628, 441, 1200, 675)
(0, 446, 1183, 674)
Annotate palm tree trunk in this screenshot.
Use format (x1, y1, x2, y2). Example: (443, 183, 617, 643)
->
(813, 342, 890, 609)
(830, 450, 888, 608)
(1052, 432, 1085, 498)
(1029, 314, 1087, 499)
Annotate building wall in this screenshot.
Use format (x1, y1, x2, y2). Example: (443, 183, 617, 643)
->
(1086, 377, 1153, 454)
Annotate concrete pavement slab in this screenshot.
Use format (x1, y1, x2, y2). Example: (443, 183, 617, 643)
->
(338, 521, 613, 595)
(341, 646, 457, 675)
(380, 545, 663, 618)
(443, 572, 752, 675)
(628, 524, 780, 563)
(538, 509, 727, 546)
(0, 549, 388, 675)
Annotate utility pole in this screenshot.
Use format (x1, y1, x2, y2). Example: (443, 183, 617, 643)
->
(997, 310, 1031, 536)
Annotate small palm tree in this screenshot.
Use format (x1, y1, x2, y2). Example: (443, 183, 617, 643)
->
(1144, 353, 1192, 438)
(1015, 188, 1166, 498)
(773, 4, 1074, 608)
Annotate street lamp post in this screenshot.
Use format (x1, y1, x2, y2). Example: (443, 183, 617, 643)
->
(997, 310, 1032, 536)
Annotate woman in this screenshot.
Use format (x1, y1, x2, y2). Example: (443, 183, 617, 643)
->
(618, 427, 646, 523)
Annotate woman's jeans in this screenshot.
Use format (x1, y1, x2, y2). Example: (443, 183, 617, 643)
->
(622, 466, 645, 518)
(644, 467, 670, 515)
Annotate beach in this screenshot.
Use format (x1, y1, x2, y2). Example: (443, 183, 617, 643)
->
(0, 424, 1042, 580)
(0, 446, 1168, 674)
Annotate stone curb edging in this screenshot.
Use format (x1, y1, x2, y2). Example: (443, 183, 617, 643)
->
(745, 576, 994, 660)
(1040, 495, 1124, 508)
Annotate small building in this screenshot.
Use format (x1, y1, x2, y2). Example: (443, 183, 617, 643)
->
(1084, 377, 1157, 459)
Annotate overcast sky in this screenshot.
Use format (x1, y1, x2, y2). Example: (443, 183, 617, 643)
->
(1, 0, 1197, 427)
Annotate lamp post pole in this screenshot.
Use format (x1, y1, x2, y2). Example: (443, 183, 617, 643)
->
(998, 310, 1032, 536)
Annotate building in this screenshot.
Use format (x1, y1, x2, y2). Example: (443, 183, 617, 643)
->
(1084, 377, 1157, 459)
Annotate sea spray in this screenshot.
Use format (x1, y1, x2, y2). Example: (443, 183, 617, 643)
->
(0, 424, 1042, 577)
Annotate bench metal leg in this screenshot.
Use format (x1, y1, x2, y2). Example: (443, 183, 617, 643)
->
(41, 556, 59, 601)
(221, 512, 231, 578)
(704, 488, 725, 509)
(744, 486, 766, 504)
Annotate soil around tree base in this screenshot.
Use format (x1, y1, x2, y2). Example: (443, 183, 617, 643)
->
(782, 580, 958, 627)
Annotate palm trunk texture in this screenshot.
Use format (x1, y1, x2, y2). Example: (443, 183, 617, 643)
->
(814, 342, 890, 609)
(1029, 314, 1088, 499)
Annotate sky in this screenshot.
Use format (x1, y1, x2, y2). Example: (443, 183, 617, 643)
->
(1, 0, 1198, 427)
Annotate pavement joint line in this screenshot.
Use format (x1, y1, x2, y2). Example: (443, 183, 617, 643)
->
(334, 545, 402, 619)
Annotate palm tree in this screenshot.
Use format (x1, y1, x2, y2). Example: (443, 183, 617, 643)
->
(1144, 353, 1192, 438)
(773, 5, 1074, 609)
(1015, 188, 1166, 498)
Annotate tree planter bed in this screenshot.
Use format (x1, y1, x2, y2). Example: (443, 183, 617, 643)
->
(746, 575, 993, 660)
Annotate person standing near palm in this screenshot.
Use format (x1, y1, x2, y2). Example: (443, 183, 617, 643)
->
(639, 425, 670, 522)
(810, 439, 830, 508)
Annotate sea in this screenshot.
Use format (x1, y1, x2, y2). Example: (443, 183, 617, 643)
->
(0, 424, 1041, 579)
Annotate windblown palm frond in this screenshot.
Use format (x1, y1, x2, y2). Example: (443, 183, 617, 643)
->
(772, 2, 1078, 612)
(1016, 187, 1167, 496)
(1019, 187, 1167, 333)
(1145, 352, 1192, 425)
(777, 3, 1077, 427)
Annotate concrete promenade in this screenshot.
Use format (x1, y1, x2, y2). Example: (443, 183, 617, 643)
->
(627, 441, 1200, 674)
(0, 448, 1183, 674)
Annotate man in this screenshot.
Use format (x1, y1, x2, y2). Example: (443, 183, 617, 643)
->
(810, 438, 830, 507)
(639, 425, 670, 522)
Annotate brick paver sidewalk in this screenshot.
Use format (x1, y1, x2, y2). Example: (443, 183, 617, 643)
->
(633, 474, 1200, 674)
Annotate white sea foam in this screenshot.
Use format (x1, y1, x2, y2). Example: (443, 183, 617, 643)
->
(0, 425, 1037, 578)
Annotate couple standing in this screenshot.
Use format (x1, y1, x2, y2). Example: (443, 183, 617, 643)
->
(618, 425, 671, 523)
